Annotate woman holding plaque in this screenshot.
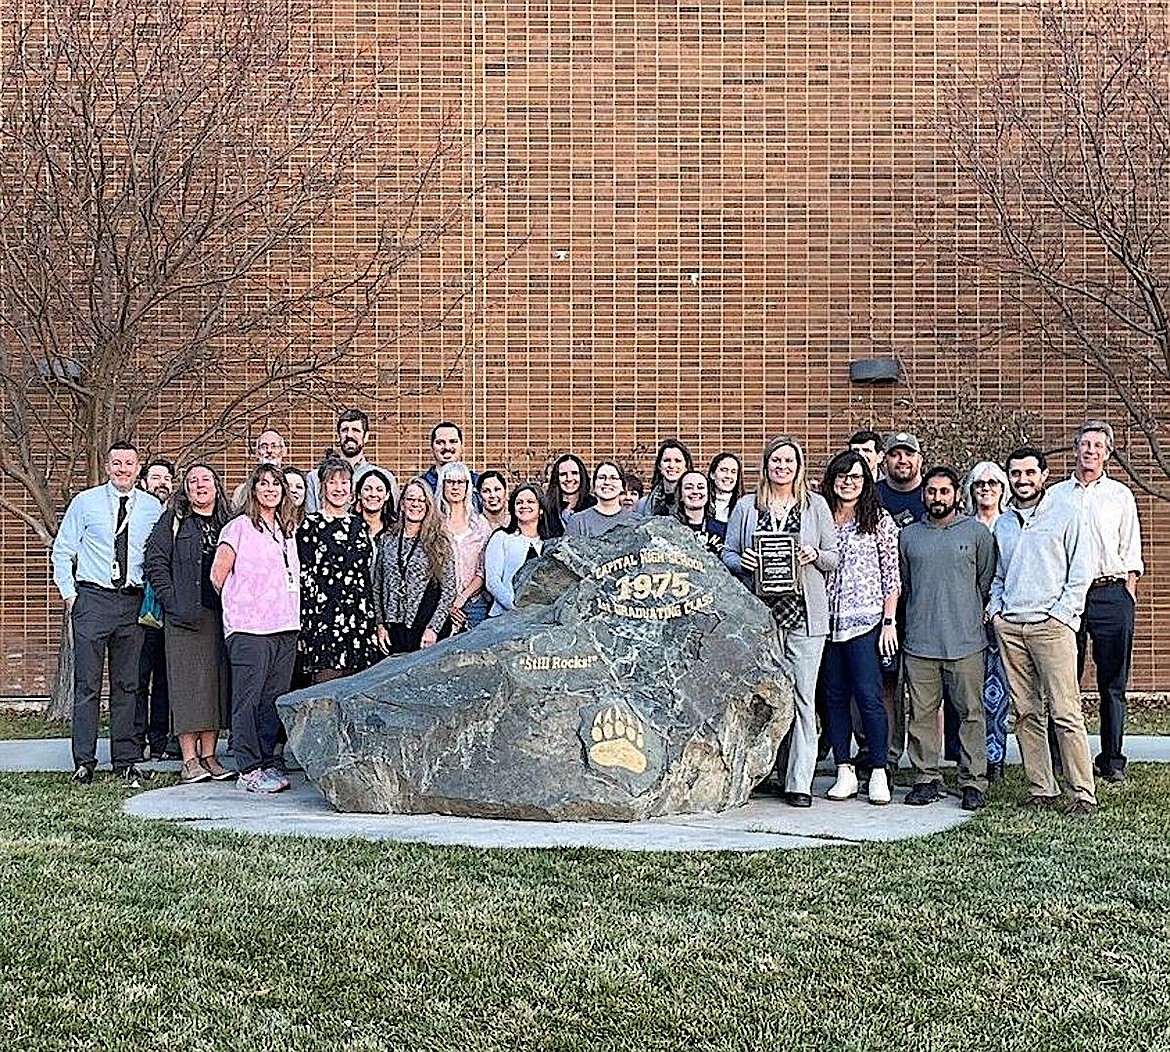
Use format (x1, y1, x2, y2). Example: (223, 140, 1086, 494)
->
(723, 436, 837, 808)
(818, 450, 901, 806)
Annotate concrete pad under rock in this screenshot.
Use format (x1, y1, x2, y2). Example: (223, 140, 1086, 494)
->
(122, 773, 975, 853)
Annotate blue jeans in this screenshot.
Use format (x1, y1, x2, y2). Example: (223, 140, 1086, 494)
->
(823, 624, 889, 768)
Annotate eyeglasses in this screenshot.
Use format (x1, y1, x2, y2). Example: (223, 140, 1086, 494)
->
(972, 479, 1001, 489)
(837, 471, 866, 483)
(595, 473, 623, 483)
(402, 496, 427, 505)
(444, 479, 469, 487)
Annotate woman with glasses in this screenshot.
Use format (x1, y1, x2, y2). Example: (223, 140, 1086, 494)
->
(144, 462, 235, 784)
(543, 453, 595, 537)
(638, 439, 693, 516)
(210, 464, 300, 794)
(437, 461, 492, 632)
(723, 437, 837, 807)
(964, 459, 1013, 782)
(296, 458, 380, 683)
(373, 478, 456, 654)
(819, 450, 901, 805)
(566, 462, 640, 540)
(485, 483, 550, 616)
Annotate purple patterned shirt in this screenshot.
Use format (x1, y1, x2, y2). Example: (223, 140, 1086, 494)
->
(826, 511, 901, 642)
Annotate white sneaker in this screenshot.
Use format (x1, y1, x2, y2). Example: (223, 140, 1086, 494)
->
(237, 769, 280, 794)
(826, 764, 858, 801)
(868, 766, 891, 805)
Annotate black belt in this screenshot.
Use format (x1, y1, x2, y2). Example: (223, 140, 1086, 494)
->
(77, 581, 144, 597)
(1089, 577, 1125, 591)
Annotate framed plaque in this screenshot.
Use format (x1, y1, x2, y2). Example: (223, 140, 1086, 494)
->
(754, 532, 800, 595)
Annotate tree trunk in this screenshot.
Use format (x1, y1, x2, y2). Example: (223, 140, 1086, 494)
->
(45, 612, 73, 720)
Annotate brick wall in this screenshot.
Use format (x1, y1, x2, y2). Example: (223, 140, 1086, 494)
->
(3, 0, 1167, 694)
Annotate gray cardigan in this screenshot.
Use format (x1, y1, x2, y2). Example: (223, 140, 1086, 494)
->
(721, 492, 839, 636)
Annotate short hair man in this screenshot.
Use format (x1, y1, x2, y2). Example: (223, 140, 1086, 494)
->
(1049, 420, 1144, 783)
(848, 429, 883, 480)
(51, 441, 164, 785)
(988, 446, 1096, 816)
(422, 421, 480, 503)
(232, 429, 287, 510)
(135, 457, 176, 761)
(307, 409, 398, 513)
(899, 466, 996, 811)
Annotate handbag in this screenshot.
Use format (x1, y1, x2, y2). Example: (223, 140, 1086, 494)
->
(138, 582, 164, 629)
(138, 511, 180, 629)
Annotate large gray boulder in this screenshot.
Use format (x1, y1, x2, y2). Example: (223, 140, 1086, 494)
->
(278, 517, 793, 820)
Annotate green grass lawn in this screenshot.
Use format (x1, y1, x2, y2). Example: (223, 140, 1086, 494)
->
(2, 769, 1170, 1050)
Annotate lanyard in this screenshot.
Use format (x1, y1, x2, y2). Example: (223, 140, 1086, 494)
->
(261, 517, 292, 575)
(397, 528, 421, 577)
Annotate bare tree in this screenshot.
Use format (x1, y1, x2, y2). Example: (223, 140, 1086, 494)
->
(0, 0, 474, 713)
(940, 1, 1170, 497)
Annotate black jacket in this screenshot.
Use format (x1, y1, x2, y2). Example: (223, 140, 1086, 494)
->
(144, 510, 214, 631)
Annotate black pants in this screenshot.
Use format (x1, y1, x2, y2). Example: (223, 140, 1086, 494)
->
(134, 626, 170, 754)
(226, 631, 297, 774)
(71, 585, 144, 770)
(1080, 582, 1136, 775)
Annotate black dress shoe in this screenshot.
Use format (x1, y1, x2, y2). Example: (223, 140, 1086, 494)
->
(905, 781, 945, 806)
(783, 791, 812, 808)
(1100, 769, 1125, 784)
(960, 787, 986, 811)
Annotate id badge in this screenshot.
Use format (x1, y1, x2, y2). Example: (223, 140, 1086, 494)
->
(111, 560, 122, 581)
(286, 570, 298, 592)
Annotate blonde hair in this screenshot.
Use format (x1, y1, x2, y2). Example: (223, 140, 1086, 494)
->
(962, 460, 1010, 516)
(755, 435, 809, 512)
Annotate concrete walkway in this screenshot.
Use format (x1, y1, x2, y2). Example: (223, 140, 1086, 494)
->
(5, 735, 1167, 853)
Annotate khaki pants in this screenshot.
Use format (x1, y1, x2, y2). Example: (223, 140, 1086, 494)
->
(993, 617, 1097, 803)
(904, 651, 987, 791)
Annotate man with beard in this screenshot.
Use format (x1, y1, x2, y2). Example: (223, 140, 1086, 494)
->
(1049, 420, 1143, 784)
(135, 458, 178, 760)
(877, 431, 925, 527)
(307, 409, 398, 513)
(422, 421, 480, 509)
(899, 466, 995, 810)
(989, 446, 1096, 816)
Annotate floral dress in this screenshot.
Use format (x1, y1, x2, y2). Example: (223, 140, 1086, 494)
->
(296, 513, 381, 674)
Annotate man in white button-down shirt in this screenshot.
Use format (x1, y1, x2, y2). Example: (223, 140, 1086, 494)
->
(51, 442, 162, 786)
(1050, 420, 1144, 784)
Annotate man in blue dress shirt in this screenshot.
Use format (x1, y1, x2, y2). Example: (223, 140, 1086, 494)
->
(51, 441, 163, 785)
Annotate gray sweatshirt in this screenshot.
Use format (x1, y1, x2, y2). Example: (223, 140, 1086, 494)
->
(988, 488, 1091, 631)
(899, 514, 995, 660)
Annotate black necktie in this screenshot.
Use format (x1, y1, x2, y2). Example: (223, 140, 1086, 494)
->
(113, 496, 129, 588)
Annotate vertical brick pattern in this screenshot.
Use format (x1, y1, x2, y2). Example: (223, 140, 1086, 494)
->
(3, 0, 1168, 693)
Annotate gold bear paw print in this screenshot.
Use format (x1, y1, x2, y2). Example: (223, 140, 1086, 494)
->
(588, 704, 647, 774)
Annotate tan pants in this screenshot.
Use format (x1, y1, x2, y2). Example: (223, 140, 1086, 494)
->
(904, 651, 987, 791)
(993, 617, 1097, 803)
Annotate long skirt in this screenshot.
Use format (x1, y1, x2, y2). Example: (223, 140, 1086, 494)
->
(165, 607, 230, 735)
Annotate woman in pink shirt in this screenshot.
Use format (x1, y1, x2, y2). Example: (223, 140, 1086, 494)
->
(211, 464, 301, 794)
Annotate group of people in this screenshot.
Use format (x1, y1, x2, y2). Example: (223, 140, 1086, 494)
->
(51, 412, 1141, 816)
